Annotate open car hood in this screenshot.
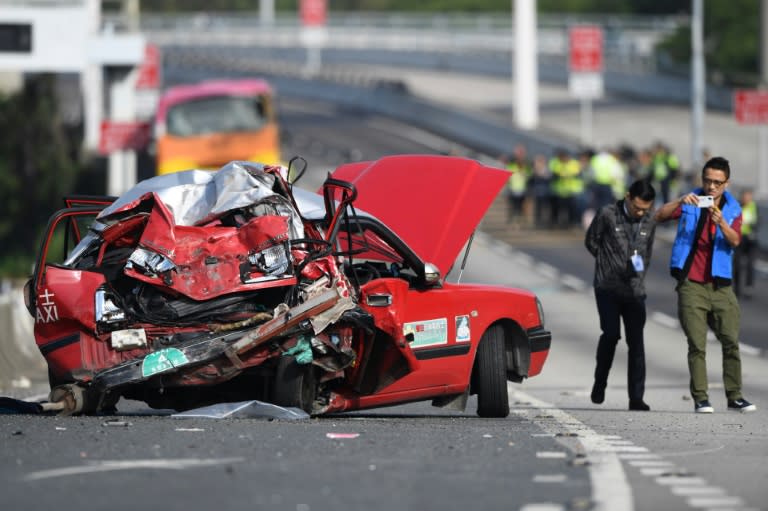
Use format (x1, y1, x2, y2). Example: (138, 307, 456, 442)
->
(330, 155, 509, 276)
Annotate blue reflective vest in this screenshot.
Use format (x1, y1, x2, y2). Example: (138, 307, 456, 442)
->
(670, 188, 741, 281)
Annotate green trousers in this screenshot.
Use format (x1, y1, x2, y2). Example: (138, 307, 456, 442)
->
(676, 279, 743, 402)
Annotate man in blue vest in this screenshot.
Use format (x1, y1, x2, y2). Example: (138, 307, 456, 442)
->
(655, 156, 756, 413)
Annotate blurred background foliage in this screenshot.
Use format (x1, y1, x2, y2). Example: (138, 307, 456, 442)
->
(0, 0, 762, 277)
(0, 76, 81, 277)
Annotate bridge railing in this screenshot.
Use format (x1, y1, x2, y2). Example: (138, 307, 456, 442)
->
(106, 11, 683, 76)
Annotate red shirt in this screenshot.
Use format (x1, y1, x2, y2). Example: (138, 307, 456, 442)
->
(671, 206, 742, 283)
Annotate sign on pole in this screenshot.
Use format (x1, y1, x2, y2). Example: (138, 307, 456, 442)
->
(299, 0, 328, 72)
(734, 89, 768, 198)
(134, 43, 161, 120)
(300, 0, 327, 26)
(135, 43, 161, 89)
(569, 26, 603, 72)
(99, 120, 151, 155)
(568, 25, 604, 145)
(734, 89, 768, 124)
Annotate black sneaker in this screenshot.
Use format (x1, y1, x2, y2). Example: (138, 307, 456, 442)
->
(629, 400, 650, 411)
(590, 384, 605, 404)
(727, 398, 756, 413)
(694, 400, 714, 413)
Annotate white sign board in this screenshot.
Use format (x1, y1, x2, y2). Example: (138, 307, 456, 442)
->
(569, 72, 604, 99)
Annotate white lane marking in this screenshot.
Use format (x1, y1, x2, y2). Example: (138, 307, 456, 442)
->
(536, 451, 568, 459)
(520, 504, 564, 511)
(739, 343, 762, 356)
(628, 460, 675, 468)
(510, 387, 633, 511)
(23, 457, 245, 481)
(602, 439, 635, 445)
(654, 476, 708, 486)
(560, 274, 587, 292)
(534, 263, 559, 280)
(669, 487, 726, 497)
(531, 433, 556, 437)
(533, 474, 568, 483)
(687, 496, 744, 507)
(650, 311, 679, 329)
(592, 445, 649, 453)
(640, 467, 674, 476)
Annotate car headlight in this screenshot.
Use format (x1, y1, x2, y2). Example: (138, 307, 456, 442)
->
(536, 297, 546, 327)
(95, 287, 126, 325)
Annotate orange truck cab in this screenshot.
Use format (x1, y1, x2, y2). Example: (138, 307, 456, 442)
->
(154, 78, 280, 175)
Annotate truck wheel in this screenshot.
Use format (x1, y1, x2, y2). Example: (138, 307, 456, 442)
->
(475, 325, 510, 418)
(272, 356, 316, 414)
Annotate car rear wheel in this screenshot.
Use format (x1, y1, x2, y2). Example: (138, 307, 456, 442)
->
(272, 355, 317, 414)
(475, 325, 510, 418)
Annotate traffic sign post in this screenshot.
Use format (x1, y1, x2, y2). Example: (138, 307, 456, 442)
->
(568, 25, 604, 146)
(299, 0, 328, 75)
(734, 89, 768, 198)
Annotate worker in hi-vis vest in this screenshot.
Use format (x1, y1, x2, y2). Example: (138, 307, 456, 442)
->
(734, 189, 758, 297)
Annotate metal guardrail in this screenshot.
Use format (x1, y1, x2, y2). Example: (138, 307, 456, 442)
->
(125, 11, 682, 76)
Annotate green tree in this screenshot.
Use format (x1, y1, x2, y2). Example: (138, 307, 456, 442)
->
(656, 0, 760, 86)
(0, 75, 80, 276)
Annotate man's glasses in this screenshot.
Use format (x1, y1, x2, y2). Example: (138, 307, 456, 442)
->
(702, 178, 727, 188)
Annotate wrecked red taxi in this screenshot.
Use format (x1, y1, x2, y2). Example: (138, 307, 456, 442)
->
(25, 156, 550, 418)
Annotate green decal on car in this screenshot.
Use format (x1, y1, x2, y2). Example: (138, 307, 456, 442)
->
(142, 348, 189, 377)
(403, 318, 448, 348)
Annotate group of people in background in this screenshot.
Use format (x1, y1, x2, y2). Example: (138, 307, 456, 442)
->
(500, 140, 684, 231)
(501, 146, 761, 414)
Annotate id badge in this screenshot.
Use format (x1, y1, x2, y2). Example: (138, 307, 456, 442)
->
(631, 251, 644, 272)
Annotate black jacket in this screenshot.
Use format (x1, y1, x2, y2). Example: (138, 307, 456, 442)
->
(585, 200, 656, 298)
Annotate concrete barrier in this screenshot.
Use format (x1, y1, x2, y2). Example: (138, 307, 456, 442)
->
(0, 283, 48, 393)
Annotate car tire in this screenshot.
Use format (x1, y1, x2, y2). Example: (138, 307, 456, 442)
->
(475, 325, 510, 418)
(272, 355, 317, 414)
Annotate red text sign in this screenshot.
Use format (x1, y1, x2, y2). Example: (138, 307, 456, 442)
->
(136, 44, 161, 89)
(569, 26, 603, 73)
(734, 89, 768, 124)
(300, 0, 327, 26)
(99, 121, 151, 154)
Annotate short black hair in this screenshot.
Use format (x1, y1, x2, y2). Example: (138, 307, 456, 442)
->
(702, 156, 730, 179)
(628, 179, 656, 202)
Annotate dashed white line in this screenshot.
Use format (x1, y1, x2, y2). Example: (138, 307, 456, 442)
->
(510, 387, 633, 511)
(628, 460, 675, 468)
(593, 445, 650, 453)
(520, 504, 564, 511)
(687, 496, 744, 508)
(669, 487, 726, 497)
(533, 474, 568, 483)
(654, 476, 708, 486)
(640, 467, 674, 476)
(534, 262, 559, 280)
(560, 274, 587, 292)
(650, 311, 679, 329)
(536, 451, 567, 459)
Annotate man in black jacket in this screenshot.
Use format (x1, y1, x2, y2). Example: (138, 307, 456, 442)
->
(585, 179, 657, 411)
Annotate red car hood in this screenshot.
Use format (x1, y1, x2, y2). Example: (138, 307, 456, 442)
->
(330, 155, 508, 276)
